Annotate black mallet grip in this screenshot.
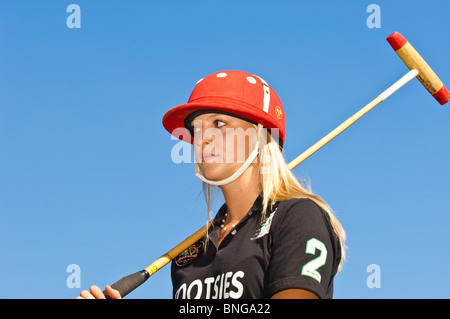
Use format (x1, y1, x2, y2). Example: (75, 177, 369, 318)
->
(103, 270, 150, 298)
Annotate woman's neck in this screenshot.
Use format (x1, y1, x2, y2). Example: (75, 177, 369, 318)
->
(219, 163, 260, 224)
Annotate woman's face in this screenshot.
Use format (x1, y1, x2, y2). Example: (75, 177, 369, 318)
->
(192, 113, 258, 182)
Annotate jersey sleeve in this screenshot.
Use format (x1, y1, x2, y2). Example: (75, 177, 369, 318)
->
(265, 198, 340, 299)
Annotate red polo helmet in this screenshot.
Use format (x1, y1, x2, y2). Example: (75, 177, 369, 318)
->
(162, 70, 286, 146)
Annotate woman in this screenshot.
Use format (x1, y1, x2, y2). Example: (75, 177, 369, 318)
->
(78, 70, 345, 299)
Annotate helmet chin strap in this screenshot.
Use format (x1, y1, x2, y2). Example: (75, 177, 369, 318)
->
(195, 124, 262, 186)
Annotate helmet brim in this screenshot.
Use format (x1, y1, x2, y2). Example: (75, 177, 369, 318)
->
(162, 96, 284, 146)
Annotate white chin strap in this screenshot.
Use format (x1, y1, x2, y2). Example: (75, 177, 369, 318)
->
(195, 124, 262, 186)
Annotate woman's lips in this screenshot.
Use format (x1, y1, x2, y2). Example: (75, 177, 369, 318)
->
(202, 153, 218, 163)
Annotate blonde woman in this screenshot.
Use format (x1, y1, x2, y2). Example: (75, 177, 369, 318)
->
(164, 70, 346, 299)
(77, 70, 345, 300)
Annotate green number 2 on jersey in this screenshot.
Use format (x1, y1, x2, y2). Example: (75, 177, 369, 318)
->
(301, 238, 327, 283)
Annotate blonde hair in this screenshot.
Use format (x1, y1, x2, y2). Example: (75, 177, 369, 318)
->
(198, 129, 346, 272)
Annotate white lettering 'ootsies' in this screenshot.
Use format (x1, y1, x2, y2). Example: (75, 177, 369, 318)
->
(175, 271, 245, 299)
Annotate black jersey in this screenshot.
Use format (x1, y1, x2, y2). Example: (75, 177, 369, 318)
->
(171, 196, 342, 299)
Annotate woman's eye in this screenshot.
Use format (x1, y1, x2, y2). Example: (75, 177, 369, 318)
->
(215, 120, 226, 128)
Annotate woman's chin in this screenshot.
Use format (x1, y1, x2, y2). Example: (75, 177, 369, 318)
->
(202, 171, 226, 182)
(201, 164, 237, 182)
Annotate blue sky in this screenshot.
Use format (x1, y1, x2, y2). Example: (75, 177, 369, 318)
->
(1, 0, 449, 299)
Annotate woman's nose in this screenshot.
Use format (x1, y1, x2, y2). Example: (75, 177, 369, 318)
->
(195, 131, 214, 148)
(193, 122, 216, 148)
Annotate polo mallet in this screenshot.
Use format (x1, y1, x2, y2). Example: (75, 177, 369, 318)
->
(103, 32, 449, 298)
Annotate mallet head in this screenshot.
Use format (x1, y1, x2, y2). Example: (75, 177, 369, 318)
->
(387, 32, 450, 105)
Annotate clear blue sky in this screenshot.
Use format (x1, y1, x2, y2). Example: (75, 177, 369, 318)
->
(1, 0, 449, 299)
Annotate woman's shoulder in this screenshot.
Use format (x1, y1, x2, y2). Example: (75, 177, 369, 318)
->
(271, 197, 331, 230)
(276, 197, 325, 216)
